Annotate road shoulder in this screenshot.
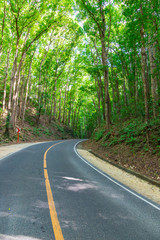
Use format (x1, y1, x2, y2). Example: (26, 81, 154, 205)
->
(0, 142, 43, 160)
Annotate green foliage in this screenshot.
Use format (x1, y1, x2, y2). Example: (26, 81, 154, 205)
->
(0, 0, 160, 143)
(33, 127, 41, 136)
(93, 118, 160, 157)
(57, 125, 64, 133)
(103, 132, 111, 141)
(108, 138, 119, 146)
(43, 129, 53, 136)
(0, 108, 3, 118)
(25, 115, 35, 126)
(93, 129, 105, 141)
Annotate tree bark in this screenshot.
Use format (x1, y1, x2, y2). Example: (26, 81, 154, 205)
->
(11, 51, 26, 128)
(140, 4, 149, 123)
(101, 43, 110, 128)
(0, 0, 6, 62)
(58, 89, 62, 121)
(148, 36, 158, 118)
(62, 79, 69, 123)
(18, 71, 25, 118)
(2, 48, 11, 110)
(22, 53, 34, 125)
(8, 39, 19, 111)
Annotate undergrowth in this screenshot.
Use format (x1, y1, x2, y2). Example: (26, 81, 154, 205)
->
(92, 118, 160, 155)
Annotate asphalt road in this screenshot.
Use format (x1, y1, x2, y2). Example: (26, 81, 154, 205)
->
(0, 140, 160, 240)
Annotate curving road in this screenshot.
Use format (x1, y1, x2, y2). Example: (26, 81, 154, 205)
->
(0, 140, 160, 240)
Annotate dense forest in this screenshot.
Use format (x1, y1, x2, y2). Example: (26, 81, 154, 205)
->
(0, 0, 160, 141)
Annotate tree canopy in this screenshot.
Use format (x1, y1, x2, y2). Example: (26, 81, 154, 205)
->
(0, 0, 160, 138)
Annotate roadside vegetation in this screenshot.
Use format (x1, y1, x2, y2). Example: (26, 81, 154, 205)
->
(0, 106, 75, 145)
(82, 118, 160, 182)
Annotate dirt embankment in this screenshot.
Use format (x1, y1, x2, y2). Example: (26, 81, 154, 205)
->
(80, 140, 160, 183)
(78, 141, 160, 205)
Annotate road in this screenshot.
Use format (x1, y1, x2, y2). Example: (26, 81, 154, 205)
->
(0, 140, 160, 240)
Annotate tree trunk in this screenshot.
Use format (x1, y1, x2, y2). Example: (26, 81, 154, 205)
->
(140, 4, 149, 123)
(148, 36, 158, 118)
(58, 89, 62, 121)
(122, 65, 128, 108)
(53, 78, 57, 117)
(100, 6, 111, 130)
(19, 71, 25, 118)
(72, 106, 77, 130)
(11, 52, 26, 128)
(81, 0, 111, 129)
(22, 54, 34, 125)
(49, 88, 54, 123)
(93, 40, 105, 120)
(115, 74, 120, 114)
(8, 39, 19, 111)
(0, 0, 6, 63)
(62, 80, 69, 123)
(2, 48, 11, 110)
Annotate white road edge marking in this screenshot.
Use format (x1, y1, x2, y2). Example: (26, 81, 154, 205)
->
(74, 141, 160, 211)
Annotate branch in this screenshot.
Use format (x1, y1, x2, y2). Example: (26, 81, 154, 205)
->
(10, 2, 20, 39)
(81, 0, 102, 35)
(20, 14, 37, 35)
(25, 23, 52, 53)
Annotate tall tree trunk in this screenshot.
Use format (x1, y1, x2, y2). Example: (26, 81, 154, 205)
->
(8, 39, 19, 111)
(115, 74, 120, 114)
(19, 71, 25, 118)
(62, 79, 69, 123)
(134, 57, 138, 113)
(0, 0, 6, 62)
(93, 39, 105, 120)
(100, 5, 112, 130)
(22, 51, 35, 125)
(148, 36, 158, 118)
(53, 78, 57, 117)
(72, 106, 77, 130)
(67, 99, 72, 126)
(11, 52, 26, 128)
(38, 51, 48, 106)
(122, 65, 128, 108)
(140, 4, 149, 123)
(58, 89, 62, 121)
(36, 51, 48, 125)
(75, 105, 81, 132)
(101, 37, 111, 130)
(97, 87, 101, 126)
(49, 87, 54, 123)
(2, 48, 11, 110)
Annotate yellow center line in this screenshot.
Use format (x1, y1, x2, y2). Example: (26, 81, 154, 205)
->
(44, 141, 64, 240)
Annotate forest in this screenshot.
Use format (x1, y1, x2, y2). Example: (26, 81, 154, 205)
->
(0, 0, 160, 151)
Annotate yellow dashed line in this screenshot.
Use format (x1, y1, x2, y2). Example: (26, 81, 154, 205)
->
(44, 142, 64, 240)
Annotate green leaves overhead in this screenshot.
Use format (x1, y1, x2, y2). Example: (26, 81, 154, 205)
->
(0, 0, 160, 138)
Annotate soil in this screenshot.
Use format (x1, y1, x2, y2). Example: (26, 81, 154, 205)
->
(80, 140, 160, 183)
